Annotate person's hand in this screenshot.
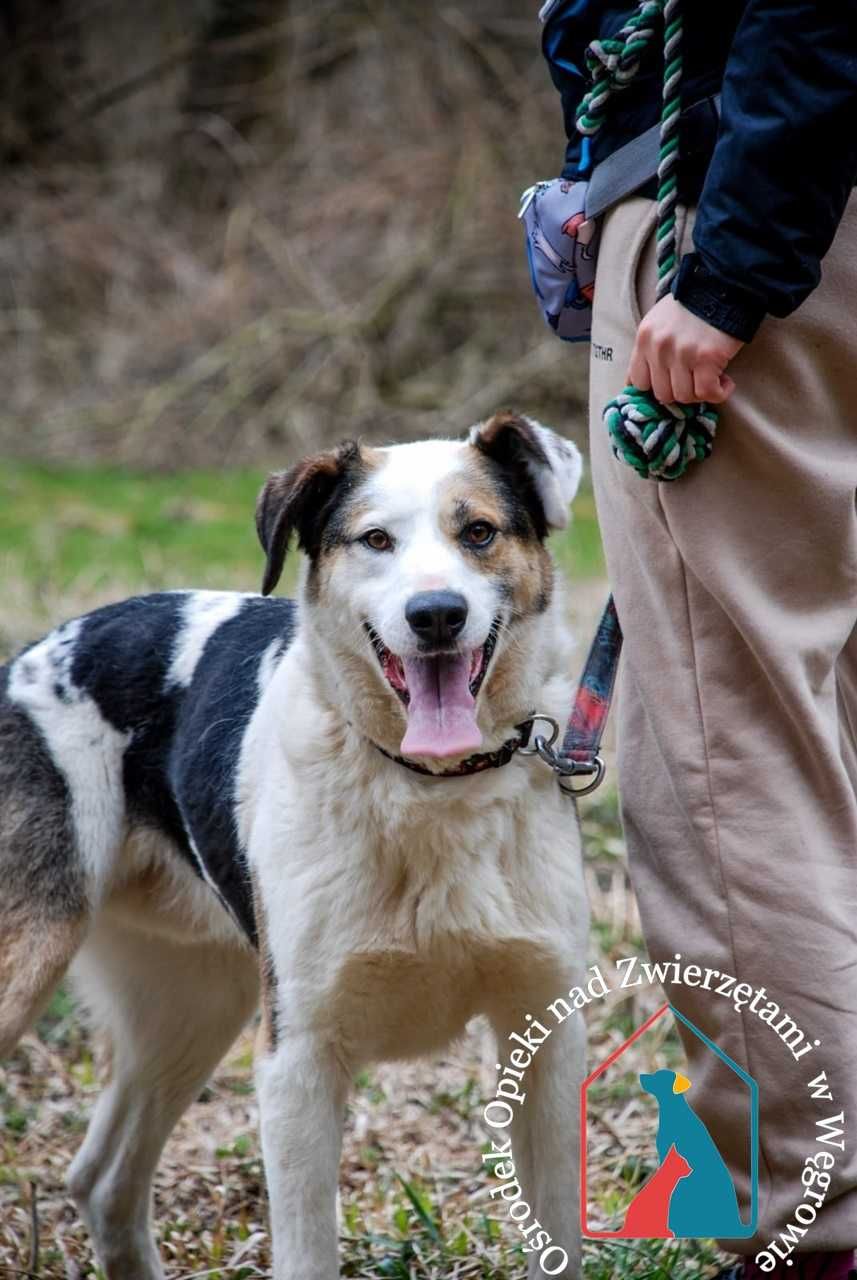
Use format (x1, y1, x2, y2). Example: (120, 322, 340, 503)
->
(628, 294, 744, 406)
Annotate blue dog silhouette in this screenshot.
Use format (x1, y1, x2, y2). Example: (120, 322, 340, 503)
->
(640, 1068, 747, 1238)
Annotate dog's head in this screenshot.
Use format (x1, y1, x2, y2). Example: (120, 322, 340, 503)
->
(255, 412, 582, 764)
(640, 1069, 693, 1102)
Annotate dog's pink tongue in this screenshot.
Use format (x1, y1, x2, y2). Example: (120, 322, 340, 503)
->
(400, 655, 482, 758)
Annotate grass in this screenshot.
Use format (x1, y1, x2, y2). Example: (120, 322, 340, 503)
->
(0, 462, 604, 656)
(0, 462, 270, 595)
(0, 464, 732, 1279)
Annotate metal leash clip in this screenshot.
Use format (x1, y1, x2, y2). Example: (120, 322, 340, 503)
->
(519, 714, 606, 797)
(554, 755, 605, 798)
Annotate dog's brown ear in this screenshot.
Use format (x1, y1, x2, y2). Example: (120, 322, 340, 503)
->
(255, 442, 360, 595)
(469, 412, 582, 534)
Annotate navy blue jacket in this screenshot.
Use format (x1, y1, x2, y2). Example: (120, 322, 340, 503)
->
(543, 1, 857, 341)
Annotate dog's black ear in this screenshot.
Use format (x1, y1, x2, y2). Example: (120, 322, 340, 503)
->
(255, 441, 360, 595)
(468, 412, 582, 536)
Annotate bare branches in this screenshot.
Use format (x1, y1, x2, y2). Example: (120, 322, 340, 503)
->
(0, 0, 586, 467)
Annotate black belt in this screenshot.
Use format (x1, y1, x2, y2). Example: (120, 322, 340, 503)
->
(585, 94, 721, 221)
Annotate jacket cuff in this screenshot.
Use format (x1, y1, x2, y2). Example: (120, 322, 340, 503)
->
(672, 253, 767, 343)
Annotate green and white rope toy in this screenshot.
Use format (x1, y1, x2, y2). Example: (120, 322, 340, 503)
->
(577, 0, 719, 481)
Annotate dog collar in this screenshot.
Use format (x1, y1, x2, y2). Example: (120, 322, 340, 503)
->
(374, 718, 535, 778)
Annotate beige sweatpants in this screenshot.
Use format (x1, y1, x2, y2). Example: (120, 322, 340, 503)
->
(588, 196, 857, 1255)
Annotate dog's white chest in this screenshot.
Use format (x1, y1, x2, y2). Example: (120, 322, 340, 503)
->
(249, 758, 584, 1066)
(324, 926, 579, 1063)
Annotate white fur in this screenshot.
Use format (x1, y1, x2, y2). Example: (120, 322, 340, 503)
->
(114, 827, 251, 950)
(256, 635, 286, 697)
(8, 619, 131, 903)
(343, 439, 500, 663)
(522, 416, 584, 530)
(466, 417, 584, 530)
(166, 590, 252, 688)
(68, 920, 258, 1280)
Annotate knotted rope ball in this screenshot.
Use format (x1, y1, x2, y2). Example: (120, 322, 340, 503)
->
(604, 387, 719, 481)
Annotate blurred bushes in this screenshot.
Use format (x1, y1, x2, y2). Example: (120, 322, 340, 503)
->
(0, 0, 587, 468)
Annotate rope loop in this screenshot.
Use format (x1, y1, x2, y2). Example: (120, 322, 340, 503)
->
(575, 1, 665, 136)
(577, 0, 717, 481)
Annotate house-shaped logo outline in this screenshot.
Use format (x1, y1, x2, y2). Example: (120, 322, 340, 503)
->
(579, 1001, 759, 1239)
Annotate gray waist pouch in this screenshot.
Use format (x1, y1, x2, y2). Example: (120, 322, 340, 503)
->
(519, 98, 721, 345)
(518, 178, 600, 344)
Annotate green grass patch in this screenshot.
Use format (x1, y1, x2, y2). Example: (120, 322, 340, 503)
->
(552, 485, 605, 581)
(0, 462, 273, 595)
(583, 1236, 724, 1279)
(0, 461, 603, 602)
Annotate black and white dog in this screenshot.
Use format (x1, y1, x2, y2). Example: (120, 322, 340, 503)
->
(0, 413, 590, 1279)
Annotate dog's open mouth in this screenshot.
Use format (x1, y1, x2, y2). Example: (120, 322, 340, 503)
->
(365, 622, 499, 759)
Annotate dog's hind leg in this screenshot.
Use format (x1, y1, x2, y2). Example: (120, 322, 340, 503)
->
(67, 918, 259, 1280)
(0, 915, 87, 1057)
(0, 698, 90, 1057)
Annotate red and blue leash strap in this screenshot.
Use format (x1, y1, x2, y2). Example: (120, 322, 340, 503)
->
(561, 594, 622, 764)
(543, 594, 623, 795)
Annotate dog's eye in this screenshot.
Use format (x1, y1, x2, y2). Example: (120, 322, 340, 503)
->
(361, 528, 393, 552)
(463, 521, 496, 548)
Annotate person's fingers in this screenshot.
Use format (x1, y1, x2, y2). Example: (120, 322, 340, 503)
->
(639, 320, 677, 405)
(692, 364, 722, 402)
(669, 361, 695, 405)
(650, 361, 675, 407)
(693, 363, 736, 404)
(628, 343, 651, 392)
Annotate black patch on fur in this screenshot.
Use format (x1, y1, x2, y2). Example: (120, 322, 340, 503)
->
(261, 939, 279, 1051)
(168, 596, 296, 944)
(471, 413, 551, 541)
(495, 575, 515, 604)
(0, 665, 85, 924)
(256, 441, 364, 596)
(69, 593, 190, 855)
(317, 446, 366, 553)
(57, 591, 297, 945)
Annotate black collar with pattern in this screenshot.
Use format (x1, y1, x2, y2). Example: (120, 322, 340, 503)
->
(373, 719, 534, 778)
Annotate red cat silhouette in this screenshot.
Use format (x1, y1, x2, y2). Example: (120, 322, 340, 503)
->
(604, 1144, 692, 1239)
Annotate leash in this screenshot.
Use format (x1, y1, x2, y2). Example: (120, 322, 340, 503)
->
(577, 0, 720, 482)
(376, 596, 623, 799)
(521, 594, 622, 796)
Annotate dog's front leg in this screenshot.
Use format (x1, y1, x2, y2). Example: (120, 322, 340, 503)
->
(256, 1031, 349, 1280)
(491, 1010, 585, 1279)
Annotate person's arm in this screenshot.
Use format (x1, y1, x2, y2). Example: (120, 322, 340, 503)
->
(676, 0, 857, 342)
(631, 0, 857, 405)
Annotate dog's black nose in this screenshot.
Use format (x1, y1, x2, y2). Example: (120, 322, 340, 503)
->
(405, 591, 468, 647)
